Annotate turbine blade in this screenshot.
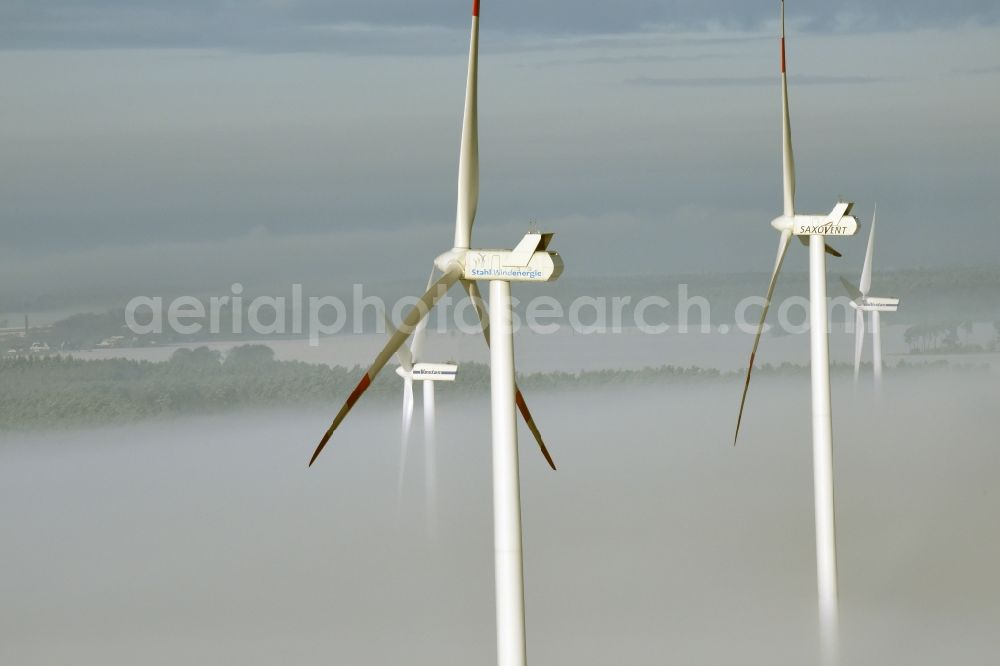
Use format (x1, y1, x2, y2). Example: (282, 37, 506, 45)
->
(780, 0, 795, 218)
(516, 391, 557, 471)
(453, 0, 480, 249)
(860, 204, 876, 296)
(386, 314, 414, 373)
(423, 380, 436, 449)
(309, 266, 462, 466)
(735, 229, 793, 445)
(853, 309, 865, 385)
(396, 344, 413, 374)
(410, 268, 437, 362)
(840, 276, 863, 302)
(797, 236, 841, 257)
(423, 380, 436, 511)
(397, 378, 415, 499)
(463, 277, 491, 338)
(462, 279, 557, 470)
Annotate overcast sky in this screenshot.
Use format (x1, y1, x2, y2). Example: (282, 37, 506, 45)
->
(2, 1, 998, 48)
(1, 1, 999, 307)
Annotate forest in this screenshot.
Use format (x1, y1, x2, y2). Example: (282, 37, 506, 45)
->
(0, 344, 974, 430)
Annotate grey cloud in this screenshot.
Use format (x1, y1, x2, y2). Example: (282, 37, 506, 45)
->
(627, 74, 890, 87)
(1, 1, 998, 52)
(954, 64, 1000, 75)
(1, 5, 997, 296)
(529, 52, 729, 69)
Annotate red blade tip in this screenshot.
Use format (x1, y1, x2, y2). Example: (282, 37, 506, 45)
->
(473, 0, 480, 17)
(346, 374, 372, 408)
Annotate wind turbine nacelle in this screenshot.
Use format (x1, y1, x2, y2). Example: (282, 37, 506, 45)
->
(856, 297, 900, 313)
(412, 363, 458, 381)
(395, 363, 458, 382)
(463, 232, 564, 283)
(792, 216, 858, 237)
(792, 201, 859, 237)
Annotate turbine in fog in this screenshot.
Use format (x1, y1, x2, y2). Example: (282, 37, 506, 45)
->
(734, 0, 860, 657)
(392, 312, 458, 515)
(308, 3, 563, 665)
(841, 206, 900, 387)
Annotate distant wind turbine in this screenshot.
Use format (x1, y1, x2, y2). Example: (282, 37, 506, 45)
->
(734, 0, 860, 657)
(393, 311, 458, 518)
(841, 206, 900, 387)
(308, 3, 563, 665)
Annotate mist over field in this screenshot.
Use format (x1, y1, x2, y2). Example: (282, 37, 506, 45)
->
(2, 370, 998, 665)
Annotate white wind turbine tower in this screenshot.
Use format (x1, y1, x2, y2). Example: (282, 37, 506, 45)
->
(734, 0, 860, 658)
(308, 3, 563, 665)
(841, 206, 900, 387)
(393, 313, 458, 519)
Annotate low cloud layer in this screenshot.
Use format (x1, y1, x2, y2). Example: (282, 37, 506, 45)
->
(3, 371, 999, 664)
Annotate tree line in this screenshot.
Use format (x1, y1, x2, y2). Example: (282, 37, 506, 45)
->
(0, 344, 975, 430)
(903, 321, 1000, 354)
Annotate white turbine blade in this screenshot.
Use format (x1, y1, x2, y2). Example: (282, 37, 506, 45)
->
(799, 235, 842, 257)
(410, 268, 437, 362)
(384, 314, 414, 373)
(735, 228, 793, 445)
(853, 309, 865, 384)
(423, 380, 437, 525)
(462, 279, 557, 470)
(309, 266, 462, 466)
(397, 378, 415, 499)
(860, 204, 876, 296)
(396, 344, 413, 374)
(780, 0, 795, 218)
(423, 381, 436, 446)
(453, 0, 480, 249)
(840, 276, 863, 302)
(872, 310, 884, 385)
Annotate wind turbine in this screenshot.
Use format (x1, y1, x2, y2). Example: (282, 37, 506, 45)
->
(734, 0, 859, 656)
(393, 312, 458, 517)
(841, 206, 900, 387)
(308, 3, 563, 665)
